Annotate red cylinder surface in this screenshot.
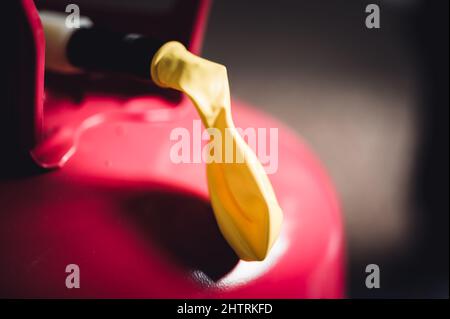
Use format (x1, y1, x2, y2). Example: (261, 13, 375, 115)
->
(0, 0, 345, 298)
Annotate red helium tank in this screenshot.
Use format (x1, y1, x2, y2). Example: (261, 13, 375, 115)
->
(0, 0, 345, 298)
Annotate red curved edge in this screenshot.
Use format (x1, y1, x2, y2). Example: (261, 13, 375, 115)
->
(21, 0, 45, 148)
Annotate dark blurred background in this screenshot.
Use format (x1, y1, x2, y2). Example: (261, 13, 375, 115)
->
(201, 0, 448, 298)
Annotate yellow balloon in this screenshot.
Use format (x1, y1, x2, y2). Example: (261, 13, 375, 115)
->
(151, 41, 283, 261)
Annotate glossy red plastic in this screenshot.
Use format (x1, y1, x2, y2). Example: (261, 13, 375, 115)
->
(0, 0, 345, 298)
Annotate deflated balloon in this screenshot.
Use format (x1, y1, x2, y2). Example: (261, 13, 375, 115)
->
(151, 41, 283, 261)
